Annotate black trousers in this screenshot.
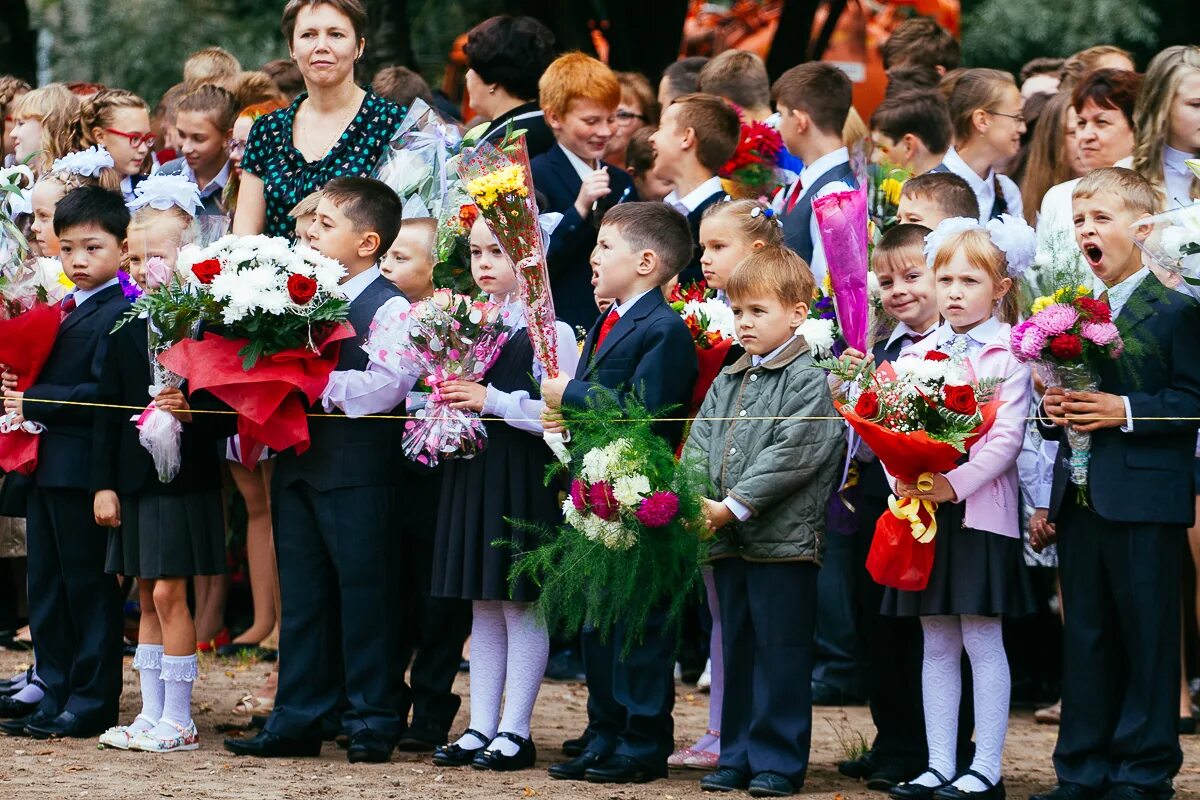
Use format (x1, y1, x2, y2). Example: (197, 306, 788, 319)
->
(266, 482, 405, 740)
(813, 519, 862, 695)
(715, 558, 818, 786)
(582, 606, 676, 769)
(26, 486, 122, 724)
(1053, 494, 1183, 791)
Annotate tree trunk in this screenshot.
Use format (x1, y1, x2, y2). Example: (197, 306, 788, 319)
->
(765, 0, 823, 81)
(0, 0, 35, 84)
(361, 0, 413, 79)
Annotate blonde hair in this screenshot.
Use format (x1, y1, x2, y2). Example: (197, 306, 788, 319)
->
(1060, 44, 1135, 89)
(79, 89, 150, 152)
(701, 199, 784, 247)
(616, 71, 659, 126)
(178, 84, 239, 133)
(232, 71, 285, 110)
(930, 227, 1017, 324)
(184, 46, 242, 91)
(289, 190, 323, 219)
(1072, 166, 1160, 217)
(41, 162, 122, 195)
(843, 106, 868, 150)
(129, 205, 195, 249)
(0, 76, 30, 118)
(12, 84, 83, 174)
(1132, 45, 1200, 202)
(947, 68, 1017, 143)
(727, 245, 815, 307)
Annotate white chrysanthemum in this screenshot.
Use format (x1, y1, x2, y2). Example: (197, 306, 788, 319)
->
(581, 448, 611, 484)
(893, 357, 964, 386)
(258, 289, 291, 316)
(867, 270, 881, 298)
(595, 518, 634, 551)
(796, 317, 835, 357)
(613, 474, 651, 507)
(682, 298, 736, 338)
(1161, 226, 1196, 260)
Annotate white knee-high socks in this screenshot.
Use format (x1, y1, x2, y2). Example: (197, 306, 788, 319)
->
(454, 600, 550, 755)
(914, 615, 1010, 792)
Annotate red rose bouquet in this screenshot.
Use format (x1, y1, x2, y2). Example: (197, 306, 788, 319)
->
(674, 293, 736, 414)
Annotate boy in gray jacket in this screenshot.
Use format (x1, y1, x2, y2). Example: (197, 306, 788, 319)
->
(684, 246, 843, 797)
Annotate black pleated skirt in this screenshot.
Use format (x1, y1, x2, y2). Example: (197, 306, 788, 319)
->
(106, 492, 227, 578)
(881, 500, 1036, 618)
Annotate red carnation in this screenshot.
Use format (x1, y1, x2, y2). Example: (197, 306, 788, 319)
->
(1049, 333, 1083, 360)
(855, 391, 881, 419)
(287, 273, 318, 305)
(191, 258, 222, 285)
(1076, 296, 1112, 323)
(943, 385, 978, 415)
(925, 350, 950, 361)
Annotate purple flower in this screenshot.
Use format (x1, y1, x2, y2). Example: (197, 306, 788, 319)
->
(588, 481, 618, 521)
(1009, 319, 1030, 354)
(1031, 304, 1078, 336)
(1017, 324, 1048, 360)
(1080, 321, 1120, 347)
(635, 492, 680, 528)
(569, 479, 589, 512)
(118, 270, 143, 300)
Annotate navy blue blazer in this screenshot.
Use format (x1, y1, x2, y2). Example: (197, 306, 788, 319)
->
(563, 290, 697, 449)
(23, 284, 130, 490)
(531, 145, 638, 330)
(1044, 275, 1200, 525)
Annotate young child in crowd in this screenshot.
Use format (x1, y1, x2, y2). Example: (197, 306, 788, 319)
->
(380, 217, 436, 300)
(94, 177, 228, 753)
(1034, 167, 1200, 800)
(885, 216, 1037, 800)
(159, 85, 239, 218)
(651, 92, 739, 285)
(0, 187, 133, 739)
(182, 46, 241, 92)
(625, 128, 672, 203)
(687, 246, 843, 798)
(10, 84, 83, 176)
(430, 215, 579, 772)
(869, 90, 953, 176)
(79, 89, 154, 203)
(541, 202, 697, 784)
(288, 191, 321, 245)
(897, 172, 982, 229)
(29, 147, 123, 257)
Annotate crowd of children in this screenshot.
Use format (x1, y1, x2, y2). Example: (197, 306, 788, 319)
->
(0, 2, 1198, 799)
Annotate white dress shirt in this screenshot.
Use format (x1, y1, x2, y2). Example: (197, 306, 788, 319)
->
(560, 144, 598, 181)
(941, 146, 1024, 224)
(1164, 145, 1198, 209)
(664, 175, 726, 217)
(69, 276, 121, 308)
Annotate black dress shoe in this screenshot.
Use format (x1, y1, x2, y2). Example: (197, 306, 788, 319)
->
(933, 771, 1005, 800)
(347, 730, 394, 764)
(471, 731, 537, 771)
(750, 771, 799, 797)
(1101, 786, 1170, 800)
(700, 767, 751, 792)
(1179, 716, 1196, 735)
(868, 761, 926, 791)
(839, 749, 879, 780)
(549, 750, 607, 780)
(584, 754, 665, 784)
(432, 729, 489, 767)
(26, 710, 110, 739)
(0, 695, 40, 719)
(223, 729, 323, 758)
(562, 729, 595, 757)
(0, 710, 48, 736)
(890, 769, 952, 800)
(397, 722, 447, 752)
(0, 667, 32, 697)
(1030, 784, 1101, 800)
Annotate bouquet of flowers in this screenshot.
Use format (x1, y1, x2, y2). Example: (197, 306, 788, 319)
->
(367, 288, 513, 466)
(867, 161, 911, 232)
(677, 295, 736, 413)
(156, 235, 354, 469)
(1133, 201, 1200, 297)
(814, 188, 871, 352)
(509, 395, 708, 647)
(821, 353, 1005, 590)
(1009, 285, 1122, 503)
(667, 279, 712, 308)
(719, 116, 785, 201)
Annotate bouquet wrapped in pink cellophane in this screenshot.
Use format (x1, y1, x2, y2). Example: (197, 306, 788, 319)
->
(813, 188, 870, 352)
(368, 289, 514, 466)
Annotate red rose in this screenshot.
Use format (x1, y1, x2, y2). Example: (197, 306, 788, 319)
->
(1049, 333, 1083, 360)
(191, 258, 222, 285)
(925, 350, 950, 361)
(943, 385, 978, 415)
(287, 273, 318, 305)
(1076, 297, 1111, 323)
(855, 391, 880, 419)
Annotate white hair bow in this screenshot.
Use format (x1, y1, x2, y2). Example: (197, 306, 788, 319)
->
(51, 146, 114, 178)
(127, 174, 204, 216)
(923, 214, 1037, 279)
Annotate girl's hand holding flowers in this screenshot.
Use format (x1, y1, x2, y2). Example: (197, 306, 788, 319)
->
(438, 379, 487, 413)
(154, 387, 192, 423)
(896, 473, 958, 503)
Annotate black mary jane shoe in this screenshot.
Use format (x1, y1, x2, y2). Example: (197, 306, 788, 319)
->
(0, 675, 47, 720)
(932, 771, 1006, 800)
(432, 729, 490, 767)
(471, 731, 537, 771)
(890, 769, 952, 800)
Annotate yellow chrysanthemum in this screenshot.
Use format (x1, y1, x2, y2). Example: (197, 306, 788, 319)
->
(879, 177, 904, 206)
(465, 164, 528, 209)
(57, 271, 75, 290)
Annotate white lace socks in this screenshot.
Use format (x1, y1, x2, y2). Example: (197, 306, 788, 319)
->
(151, 653, 197, 739)
(464, 601, 507, 743)
(494, 601, 549, 742)
(133, 644, 165, 729)
(920, 616, 963, 783)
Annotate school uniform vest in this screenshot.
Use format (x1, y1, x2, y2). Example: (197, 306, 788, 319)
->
(782, 162, 858, 264)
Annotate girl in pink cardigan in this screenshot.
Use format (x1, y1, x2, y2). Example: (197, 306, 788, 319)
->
(884, 217, 1037, 800)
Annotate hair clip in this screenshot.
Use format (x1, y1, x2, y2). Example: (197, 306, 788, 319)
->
(750, 205, 783, 227)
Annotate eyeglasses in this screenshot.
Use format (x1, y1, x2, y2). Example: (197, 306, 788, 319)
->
(614, 110, 646, 124)
(228, 139, 248, 156)
(987, 110, 1026, 125)
(104, 128, 157, 148)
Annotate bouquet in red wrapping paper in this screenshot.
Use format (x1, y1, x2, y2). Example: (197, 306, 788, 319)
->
(674, 291, 735, 413)
(155, 235, 353, 469)
(365, 289, 513, 467)
(819, 353, 1006, 590)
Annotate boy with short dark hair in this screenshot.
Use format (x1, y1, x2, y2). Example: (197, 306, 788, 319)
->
(870, 90, 952, 175)
(698, 50, 772, 121)
(541, 201, 698, 784)
(224, 176, 409, 765)
(650, 92, 739, 285)
(688, 246, 842, 798)
(880, 17, 961, 76)
(0, 186, 131, 739)
(897, 172, 980, 228)
(658, 56, 709, 108)
(1035, 167, 1200, 800)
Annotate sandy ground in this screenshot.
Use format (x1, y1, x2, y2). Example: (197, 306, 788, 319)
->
(0, 650, 1197, 800)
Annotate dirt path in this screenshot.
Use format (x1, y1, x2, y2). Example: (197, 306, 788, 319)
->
(0, 651, 1197, 799)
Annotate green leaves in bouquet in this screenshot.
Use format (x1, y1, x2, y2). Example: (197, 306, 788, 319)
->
(112, 282, 215, 342)
(232, 296, 350, 370)
(432, 224, 477, 296)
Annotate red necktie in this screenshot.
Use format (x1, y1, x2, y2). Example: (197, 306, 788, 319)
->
(60, 295, 77, 319)
(785, 179, 805, 213)
(594, 309, 620, 351)
(905, 330, 931, 345)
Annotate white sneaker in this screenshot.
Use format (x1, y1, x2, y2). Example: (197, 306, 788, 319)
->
(99, 715, 157, 750)
(696, 658, 712, 692)
(130, 719, 200, 753)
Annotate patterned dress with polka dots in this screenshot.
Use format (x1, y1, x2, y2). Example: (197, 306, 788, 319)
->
(240, 89, 404, 238)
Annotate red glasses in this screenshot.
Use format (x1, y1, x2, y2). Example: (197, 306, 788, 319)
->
(104, 128, 157, 149)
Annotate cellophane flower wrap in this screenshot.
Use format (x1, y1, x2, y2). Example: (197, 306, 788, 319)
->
(155, 235, 353, 469)
(719, 113, 785, 200)
(1010, 285, 1122, 504)
(813, 188, 870, 352)
(369, 289, 512, 467)
(509, 395, 708, 650)
(1133, 202, 1200, 299)
(819, 353, 1005, 590)
(458, 137, 559, 379)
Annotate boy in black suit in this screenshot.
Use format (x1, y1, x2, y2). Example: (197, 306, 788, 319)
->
(1, 186, 131, 739)
(1035, 168, 1200, 800)
(649, 92, 739, 286)
(224, 177, 407, 765)
(540, 202, 699, 784)
(532, 52, 638, 330)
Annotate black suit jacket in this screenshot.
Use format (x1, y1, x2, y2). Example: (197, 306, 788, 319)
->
(274, 275, 406, 492)
(90, 319, 232, 496)
(24, 284, 130, 490)
(677, 189, 727, 287)
(480, 102, 555, 161)
(1044, 275, 1200, 525)
(563, 290, 697, 449)
(531, 145, 638, 330)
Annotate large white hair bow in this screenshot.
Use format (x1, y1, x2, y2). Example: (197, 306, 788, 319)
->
(923, 214, 1037, 279)
(128, 174, 204, 216)
(51, 146, 114, 178)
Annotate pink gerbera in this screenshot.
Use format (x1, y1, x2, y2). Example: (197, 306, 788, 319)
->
(635, 492, 680, 528)
(1031, 304, 1079, 336)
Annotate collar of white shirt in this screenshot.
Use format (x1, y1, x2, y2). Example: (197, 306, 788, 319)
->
(886, 320, 937, 349)
(1165, 145, 1192, 179)
(341, 265, 382, 303)
(934, 315, 1004, 349)
(120, 175, 135, 202)
(613, 288, 653, 318)
(70, 276, 121, 309)
(796, 147, 850, 195)
(751, 335, 797, 367)
(560, 144, 599, 182)
(664, 175, 725, 216)
(1106, 267, 1150, 318)
(942, 146, 993, 194)
(181, 159, 231, 198)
